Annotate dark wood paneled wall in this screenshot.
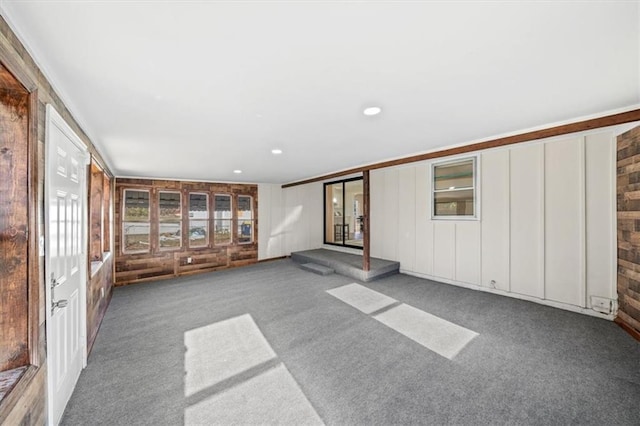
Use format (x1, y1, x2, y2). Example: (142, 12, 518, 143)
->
(115, 178, 258, 285)
(0, 15, 115, 424)
(617, 125, 640, 339)
(87, 160, 114, 354)
(87, 255, 113, 354)
(0, 81, 30, 372)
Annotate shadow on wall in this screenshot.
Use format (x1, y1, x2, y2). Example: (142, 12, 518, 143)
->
(266, 205, 303, 256)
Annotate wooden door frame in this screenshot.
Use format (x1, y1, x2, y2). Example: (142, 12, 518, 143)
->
(322, 176, 365, 250)
(363, 170, 370, 271)
(0, 50, 40, 423)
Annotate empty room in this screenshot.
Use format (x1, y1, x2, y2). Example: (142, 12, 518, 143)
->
(0, 1, 639, 425)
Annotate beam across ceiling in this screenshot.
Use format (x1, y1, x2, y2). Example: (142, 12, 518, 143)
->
(282, 108, 640, 188)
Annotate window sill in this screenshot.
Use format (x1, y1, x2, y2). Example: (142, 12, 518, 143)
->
(90, 251, 112, 278)
(0, 367, 27, 402)
(431, 216, 480, 221)
(0, 365, 38, 422)
(158, 247, 182, 252)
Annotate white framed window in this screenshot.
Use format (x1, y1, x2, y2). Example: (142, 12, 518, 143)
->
(432, 156, 478, 220)
(158, 191, 182, 250)
(188, 192, 209, 248)
(122, 189, 151, 253)
(237, 195, 254, 244)
(214, 194, 233, 245)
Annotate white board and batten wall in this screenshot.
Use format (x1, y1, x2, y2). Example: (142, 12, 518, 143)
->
(371, 129, 617, 318)
(258, 127, 621, 319)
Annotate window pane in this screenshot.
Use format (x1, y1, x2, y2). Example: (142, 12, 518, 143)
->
(324, 179, 363, 247)
(159, 222, 182, 249)
(214, 195, 232, 219)
(237, 196, 253, 220)
(123, 222, 150, 252)
(325, 183, 343, 244)
(238, 221, 253, 243)
(189, 193, 208, 219)
(189, 220, 208, 247)
(434, 189, 475, 216)
(214, 219, 232, 244)
(124, 190, 149, 221)
(344, 180, 363, 247)
(237, 195, 253, 243)
(434, 160, 474, 190)
(159, 192, 181, 222)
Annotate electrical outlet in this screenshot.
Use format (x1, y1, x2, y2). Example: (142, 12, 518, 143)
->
(490, 280, 496, 288)
(187, 257, 193, 264)
(590, 296, 612, 314)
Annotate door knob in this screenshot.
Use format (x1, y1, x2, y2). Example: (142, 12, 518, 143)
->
(51, 273, 61, 289)
(51, 299, 68, 314)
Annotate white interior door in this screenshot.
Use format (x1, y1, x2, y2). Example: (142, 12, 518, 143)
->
(45, 105, 88, 425)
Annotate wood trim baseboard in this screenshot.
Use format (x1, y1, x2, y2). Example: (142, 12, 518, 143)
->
(282, 109, 640, 188)
(614, 317, 640, 342)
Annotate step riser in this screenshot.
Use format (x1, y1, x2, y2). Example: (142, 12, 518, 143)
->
(300, 263, 335, 276)
(291, 250, 400, 282)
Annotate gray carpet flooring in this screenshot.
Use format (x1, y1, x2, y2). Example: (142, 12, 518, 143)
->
(62, 259, 640, 425)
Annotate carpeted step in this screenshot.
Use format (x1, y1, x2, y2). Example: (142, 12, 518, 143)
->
(300, 263, 334, 276)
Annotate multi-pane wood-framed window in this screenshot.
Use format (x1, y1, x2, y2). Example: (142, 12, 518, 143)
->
(122, 189, 151, 253)
(432, 157, 478, 219)
(188, 192, 209, 248)
(214, 194, 232, 245)
(237, 195, 254, 244)
(89, 159, 112, 263)
(158, 191, 182, 250)
(114, 179, 258, 286)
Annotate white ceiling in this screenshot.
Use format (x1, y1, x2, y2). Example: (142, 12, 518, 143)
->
(1, 1, 638, 184)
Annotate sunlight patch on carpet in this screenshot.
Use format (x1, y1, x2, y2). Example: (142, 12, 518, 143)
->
(374, 304, 479, 359)
(184, 314, 276, 397)
(185, 363, 324, 425)
(326, 283, 397, 314)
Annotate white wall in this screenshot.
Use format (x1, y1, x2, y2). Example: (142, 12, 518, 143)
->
(370, 129, 616, 316)
(258, 128, 618, 318)
(258, 182, 323, 259)
(258, 184, 284, 260)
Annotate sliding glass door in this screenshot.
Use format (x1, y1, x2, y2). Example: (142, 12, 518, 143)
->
(324, 177, 363, 248)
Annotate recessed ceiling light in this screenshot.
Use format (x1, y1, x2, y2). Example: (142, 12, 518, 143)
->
(233, 169, 242, 174)
(363, 106, 382, 116)
(271, 149, 283, 155)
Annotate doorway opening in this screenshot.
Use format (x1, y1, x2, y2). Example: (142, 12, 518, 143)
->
(324, 177, 363, 249)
